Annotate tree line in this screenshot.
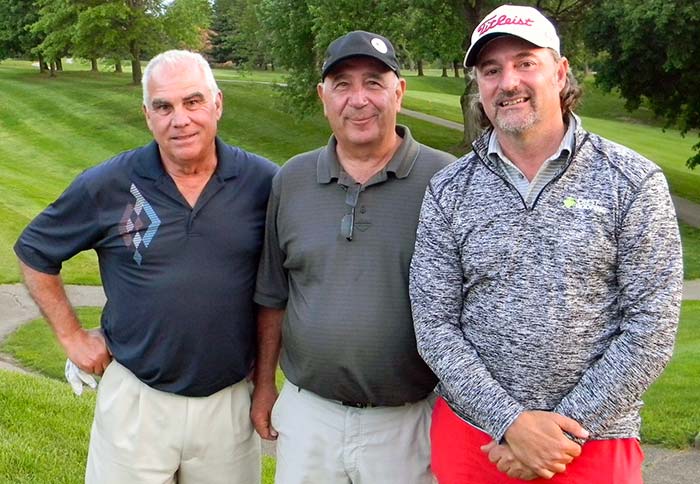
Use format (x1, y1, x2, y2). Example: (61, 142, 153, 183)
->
(0, 0, 211, 82)
(1, 0, 698, 167)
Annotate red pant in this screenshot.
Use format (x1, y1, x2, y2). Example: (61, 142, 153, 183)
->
(431, 397, 644, 484)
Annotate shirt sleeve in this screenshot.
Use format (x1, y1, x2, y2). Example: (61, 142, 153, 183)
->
(409, 184, 524, 442)
(554, 171, 683, 435)
(14, 173, 102, 274)
(254, 174, 289, 309)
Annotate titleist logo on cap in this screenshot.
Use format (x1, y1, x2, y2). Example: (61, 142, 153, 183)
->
(477, 14, 535, 37)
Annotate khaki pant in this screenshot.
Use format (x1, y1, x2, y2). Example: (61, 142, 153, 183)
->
(85, 360, 260, 484)
(272, 380, 435, 484)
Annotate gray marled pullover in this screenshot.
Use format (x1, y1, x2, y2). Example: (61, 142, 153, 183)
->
(409, 120, 683, 443)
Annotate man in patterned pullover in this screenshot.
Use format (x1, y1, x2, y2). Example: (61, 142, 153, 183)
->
(409, 5, 683, 483)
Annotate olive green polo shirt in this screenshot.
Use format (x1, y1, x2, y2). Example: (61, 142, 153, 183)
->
(255, 126, 455, 405)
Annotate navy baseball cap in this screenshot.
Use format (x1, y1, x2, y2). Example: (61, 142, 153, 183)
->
(321, 31, 400, 79)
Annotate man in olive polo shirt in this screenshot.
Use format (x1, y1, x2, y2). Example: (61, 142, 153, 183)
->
(251, 31, 455, 483)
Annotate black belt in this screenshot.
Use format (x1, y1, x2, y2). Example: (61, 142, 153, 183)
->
(340, 400, 378, 408)
(292, 384, 381, 408)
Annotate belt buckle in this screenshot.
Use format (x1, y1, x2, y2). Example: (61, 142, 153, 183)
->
(341, 400, 373, 408)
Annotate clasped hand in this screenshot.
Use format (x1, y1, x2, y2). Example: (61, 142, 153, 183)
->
(481, 410, 589, 480)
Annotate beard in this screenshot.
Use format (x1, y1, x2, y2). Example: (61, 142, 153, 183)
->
(495, 108, 539, 134)
(488, 72, 560, 135)
(492, 88, 539, 134)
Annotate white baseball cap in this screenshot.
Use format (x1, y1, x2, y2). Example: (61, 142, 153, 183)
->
(464, 4, 560, 67)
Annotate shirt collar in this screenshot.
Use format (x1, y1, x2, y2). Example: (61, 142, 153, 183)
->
(134, 137, 239, 181)
(316, 125, 419, 184)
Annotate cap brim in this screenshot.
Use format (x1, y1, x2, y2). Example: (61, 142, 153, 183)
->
(464, 33, 508, 67)
(322, 53, 399, 79)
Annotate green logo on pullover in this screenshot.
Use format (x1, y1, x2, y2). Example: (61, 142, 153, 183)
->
(563, 196, 608, 214)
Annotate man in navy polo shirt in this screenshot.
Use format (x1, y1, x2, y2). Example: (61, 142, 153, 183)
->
(14, 50, 277, 483)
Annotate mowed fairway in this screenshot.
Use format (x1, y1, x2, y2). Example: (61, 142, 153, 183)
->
(400, 75, 700, 205)
(0, 62, 148, 284)
(0, 61, 699, 483)
(0, 61, 463, 284)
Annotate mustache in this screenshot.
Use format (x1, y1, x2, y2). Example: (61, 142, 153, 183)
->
(494, 89, 532, 106)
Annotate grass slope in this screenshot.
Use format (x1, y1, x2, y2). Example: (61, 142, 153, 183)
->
(0, 370, 277, 484)
(681, 223, 700, 280)
(227, 68, 700, 206)
(640, 301, 700, 448)
(0, 63, 465, 284)
(0, 308, 277, 483)
(4, 303, 699, 450)
(0, 371, 94, 484)
(3, 62, 697, 282)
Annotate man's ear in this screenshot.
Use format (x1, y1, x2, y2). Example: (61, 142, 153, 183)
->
(317, 82, 328, 117)
(215, 91, 223, 120)
(142, 104, 152, 131)
(395, 77, 407, 112)
(557, 57, 569, 90)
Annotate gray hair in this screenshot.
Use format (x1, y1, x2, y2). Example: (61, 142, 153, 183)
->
(142, 50, 220, 108)
(469, 49, 582, 130)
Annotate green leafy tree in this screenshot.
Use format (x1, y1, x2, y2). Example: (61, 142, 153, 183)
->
(405, 1, 465, 77)
(83, 0, 162, 84)
(30, 0, 210, 84)
(258, 0, 596, 146)
(0, 0, 41, 62)
(162, 0, 211, 51)
(209, 0, 238, 63)
(31, 0, 80, 75)
(238, 0, 273, 69)
(258, 0, 413, 113)
(73, 3, 128, 71)
(586, 0, 700, 169)
(256, 0, 321, 113)
(209, 0, 268, 68)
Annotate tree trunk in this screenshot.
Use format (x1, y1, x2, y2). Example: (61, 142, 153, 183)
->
(453, 60, 460, 78)
(91, 58, 98, 72)
(56, 59, 63, 71)
(458, 0, 489, 148)
(130, 41, 142, 85)
(131, 58, 142, 84)
(417, 59, 424, 77)
(115, 59, 123, 73)
(39, 55, 48, 73)
(49, 62, 56, 77)
(441, 65, 448, 77)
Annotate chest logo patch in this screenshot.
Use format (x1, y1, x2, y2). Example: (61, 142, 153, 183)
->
(563, 196, 608, 215)
(119, 184, 161, 265)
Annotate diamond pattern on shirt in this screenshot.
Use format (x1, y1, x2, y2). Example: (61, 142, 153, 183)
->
(118, 183, 161, 265)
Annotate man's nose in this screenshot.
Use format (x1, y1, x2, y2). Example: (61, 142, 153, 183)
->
(499, 66, 521, 92)
(348, 85, 369, 107)
(171, 106, 191, 127)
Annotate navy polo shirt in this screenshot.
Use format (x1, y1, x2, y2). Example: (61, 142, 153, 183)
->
(15, 138, 278, 396)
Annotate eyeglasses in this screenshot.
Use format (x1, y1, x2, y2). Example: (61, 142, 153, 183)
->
(340, 183, 361, 241)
